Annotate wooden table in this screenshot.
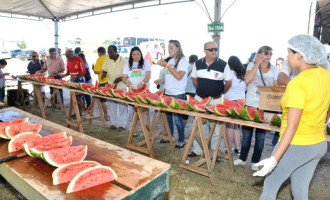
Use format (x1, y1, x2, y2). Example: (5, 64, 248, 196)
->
(0, 107, 171, 200)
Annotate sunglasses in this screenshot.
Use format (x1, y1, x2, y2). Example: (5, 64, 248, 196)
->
(32, 55, 37, 57)
(263, 51, 273, 56)
(205, 48, 218, 52)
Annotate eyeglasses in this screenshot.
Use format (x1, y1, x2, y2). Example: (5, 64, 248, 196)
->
(205, 48, 218, 52)
(263, 51, 273, 56)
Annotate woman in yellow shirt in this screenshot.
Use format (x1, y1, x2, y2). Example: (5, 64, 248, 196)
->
(254, 34, 330, 200)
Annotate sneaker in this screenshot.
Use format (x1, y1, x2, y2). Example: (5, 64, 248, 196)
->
(233, 149, 241, 156)
(104, 115, 110, 121)
(251, 163, 259, 171)
(234, 159, 246, 166)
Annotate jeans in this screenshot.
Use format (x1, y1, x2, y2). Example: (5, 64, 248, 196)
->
(84, 94, 91, 108)
(165, 93, 185, 143)
(239, 126, 266, 163)
(50, 75, 63, 104)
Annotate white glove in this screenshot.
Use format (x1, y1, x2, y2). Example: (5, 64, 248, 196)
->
(253, 156, 277, 177)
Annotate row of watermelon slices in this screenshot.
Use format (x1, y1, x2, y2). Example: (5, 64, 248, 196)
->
(0, 118, 117, 193)
(18, 74, 282, 126)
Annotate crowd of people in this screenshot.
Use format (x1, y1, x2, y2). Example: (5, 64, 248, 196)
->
(0, 34, 329, 200)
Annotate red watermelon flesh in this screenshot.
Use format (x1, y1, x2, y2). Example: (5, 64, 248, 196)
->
(5, 123, 42, 139)
(123, 92, 136, 102)
(8, 132, 42, 153)
(42, 145, 88, 168)
(105, 83, 115, 88)
(129, 83, 148, 93)
(214, 104, 228, 116)
(66, 166, 117, 194)
(223, 99, 245, 108)
(194, 105, 206, 113)
(205, 105, 215, 113)
(174, 99, 187, 110)
(52, 161, 101, 185)
(79, 83, 94, 91)
(87, 87, 98, 94)
(22, 132, 67, 156)
(145, 93, 162, 106)
(239, 106, 256, 121)
(155, 89, 164, 97)
(254, 110, 264, 123)
(110, 89, 125, 98)
(231, 106, 244, 118)
(161, 96, 174, 108)
(137, 93, 149, 104)
(0, 118, 29, 139)
(30, 136, 73, 158)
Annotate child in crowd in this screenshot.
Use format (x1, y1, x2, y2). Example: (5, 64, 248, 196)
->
(0, 59, 10, 106)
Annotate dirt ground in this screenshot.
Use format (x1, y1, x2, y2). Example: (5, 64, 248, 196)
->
(0, 96, 329, 200)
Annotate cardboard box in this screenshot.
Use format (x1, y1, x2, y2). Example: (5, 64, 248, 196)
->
(257, 86, 286, 112)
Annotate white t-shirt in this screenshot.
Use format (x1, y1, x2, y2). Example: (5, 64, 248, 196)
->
(164, 57, 188, 95)
(123, 59, 151, 89)
(245, 62, 279, 108)
(185, 64, 196, 94)
(224, 70, 246, 100)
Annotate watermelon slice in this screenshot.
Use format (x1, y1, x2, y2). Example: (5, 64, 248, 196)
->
(137, 93, 149, 104)
(52, 161, 101, 185)
(66, 166, 117, 193)
(79, 83, 94, 91)
(239, 106, 256, 121)
(110, 89, 125, 98)
(123, 92, 136, 102)
(205, 105, 215, 114)
(8, 132, 42, 153)
(161, 96, 174, 108)
(155, 89, 164, 97)
(0, 118, 29, 139)
(254, 110, 264, 123)
(194, 105, 206, 113)
(186, 95, 211, 111)
(22, 132, 67, 157)
(173, 99, 186, 110)
(214, 104, 228, 116)
(129, 83, 148, 93)
(42, 145, 88, 168)
(270, 114, 282, 127)
(5, 123, 42, 139)
(144, 93, 162, 106)
(231, 106, 244, 118)
(30, 136, 73, 158)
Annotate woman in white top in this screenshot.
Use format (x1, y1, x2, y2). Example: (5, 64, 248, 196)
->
(224, 56, 246, 155)
(123, 46, 151, 136)
(234, 46, 279, 171)
(158, 40, 188, 148)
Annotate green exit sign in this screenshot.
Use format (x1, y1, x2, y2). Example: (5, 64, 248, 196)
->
(208, 22, 224, 32)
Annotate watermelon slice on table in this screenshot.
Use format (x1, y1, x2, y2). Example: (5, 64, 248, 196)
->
(52, 161, 101, 185)
(239, 106, 256, 121)
(110, 89, 125, 98)
(123, 92, 137, 102)
(79, 83, 94, 91)
(66, 166, 117, 194)
(29, 136, 73, 158)
(194, 105, 206, 113)
(104, 83, 115, 88)
(205, 105, 215, 114)
(155, 89, 165, 97)
(223, 99, 245, 108)
(42, 145, 88, 168)
(254, 110, 264, 123)
(136, 93, 148, 104)
(8, 132, 42, 153)
(0, 118, 29, 139)
(144, 93, 162, 106)
(173, 99, 187, 110)
(129, 84, 148, 93)
(5, 123, 42, 139)
(270, 114, 282, 127)
(22, 132, 67, 157)
(231, 106, 244, 118)
(161, 96, 174, 108)
(214, 104, 228, 116)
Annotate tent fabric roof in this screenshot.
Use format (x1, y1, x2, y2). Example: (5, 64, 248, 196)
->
(0, 0, 191, 20)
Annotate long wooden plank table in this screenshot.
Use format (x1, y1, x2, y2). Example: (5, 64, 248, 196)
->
(0, 107, 171, 200)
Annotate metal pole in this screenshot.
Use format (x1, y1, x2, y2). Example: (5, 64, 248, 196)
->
(54, 18, 59, 55)
(212, 0, 221, 57)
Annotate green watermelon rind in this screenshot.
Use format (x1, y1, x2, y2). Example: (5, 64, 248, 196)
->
(254, 110, 264, 123)
(174, 100, 186, 110)
(270, 114, 282, 127)
(42, 145, 88, 168)
(239, 107, 253, 121)
(231, 107, 242, 118)
(52, 160, 101, 185)
(186, 102, 195, 111)
(8, 132, 41, 153)
(66, 166, 118, 194)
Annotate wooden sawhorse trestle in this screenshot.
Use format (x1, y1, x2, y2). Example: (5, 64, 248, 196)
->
(126, 106, 175, 158)
(66, 91, 106, 133)
(179, 117, 235, 186)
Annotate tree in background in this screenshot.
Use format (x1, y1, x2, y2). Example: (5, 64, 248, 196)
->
(17, 41, 27, 50)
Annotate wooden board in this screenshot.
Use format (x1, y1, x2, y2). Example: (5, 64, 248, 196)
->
(0, 107, 171, 200)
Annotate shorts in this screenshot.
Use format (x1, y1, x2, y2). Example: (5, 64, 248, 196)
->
(74, 76, 86, 99)
(99, 83, 108, 103)
(0, 88, 5, 100)
(182, 92, 196, 120)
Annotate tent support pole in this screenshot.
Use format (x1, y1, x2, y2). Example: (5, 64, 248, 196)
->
(54, 18, 59, 55)
(212, 0, 221, 57)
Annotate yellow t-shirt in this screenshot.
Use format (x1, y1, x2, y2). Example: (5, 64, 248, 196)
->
(279, 67, 330, 145)
(94, 54, 108, 84)
(101, 56, 126, 90)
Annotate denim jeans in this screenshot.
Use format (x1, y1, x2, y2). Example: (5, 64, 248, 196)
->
(239, 126, 266, 163)
(165, 93, 185, 143)
(50, 75, 63, 104)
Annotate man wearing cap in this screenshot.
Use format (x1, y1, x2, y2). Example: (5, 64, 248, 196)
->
(188, 41, 232, 157)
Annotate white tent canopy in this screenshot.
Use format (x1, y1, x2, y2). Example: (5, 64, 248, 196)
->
(0, 0, 193, 20)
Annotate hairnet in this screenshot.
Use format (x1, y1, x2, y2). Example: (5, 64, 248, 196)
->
(288, 34, 330, 70)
